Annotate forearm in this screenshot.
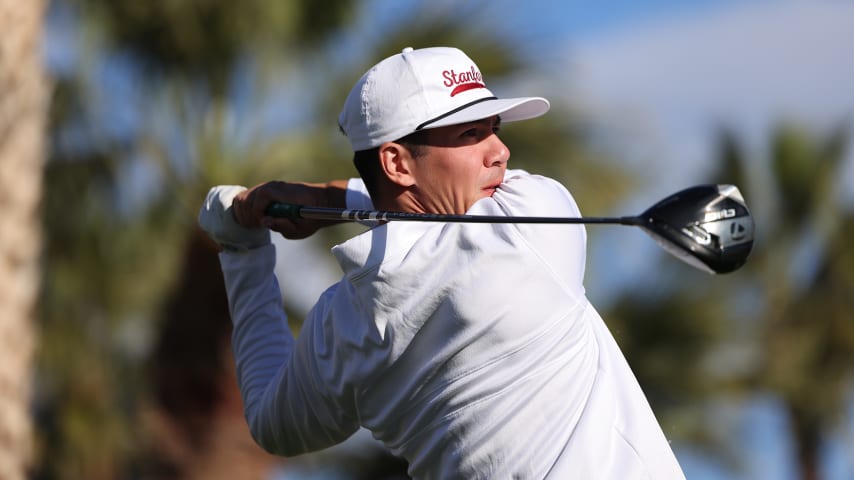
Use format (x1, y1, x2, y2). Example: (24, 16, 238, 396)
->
(293, 178, 371, 210)
(320, 179, 349, 207)
(219, 245, 294, 438)
(218, 244, 358, 456)
(231, 178, 366, 239)
(198, 179, 367, 453)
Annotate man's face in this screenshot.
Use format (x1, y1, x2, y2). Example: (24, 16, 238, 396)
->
(406, 116, 509, 215)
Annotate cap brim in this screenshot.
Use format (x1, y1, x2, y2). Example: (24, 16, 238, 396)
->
(421, 97, 550, 130)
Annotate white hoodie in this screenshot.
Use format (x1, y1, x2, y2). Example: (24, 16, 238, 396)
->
(218, 171, 685, 479)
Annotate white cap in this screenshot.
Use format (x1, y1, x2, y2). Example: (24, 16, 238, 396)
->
(338, 46, 550, 151)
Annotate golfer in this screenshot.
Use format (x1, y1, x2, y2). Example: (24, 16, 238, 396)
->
(199, 46, 685, 479)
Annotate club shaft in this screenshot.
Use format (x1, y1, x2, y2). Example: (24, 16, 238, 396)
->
(266, 203, 641, 226)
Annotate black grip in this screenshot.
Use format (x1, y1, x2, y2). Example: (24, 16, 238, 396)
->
(265, 203, 302, 218)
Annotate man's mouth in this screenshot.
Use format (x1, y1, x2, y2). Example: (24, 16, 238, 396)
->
(482, 184, 500, 196)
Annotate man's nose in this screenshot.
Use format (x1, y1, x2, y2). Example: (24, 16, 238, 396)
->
(485, 134, 509, 167)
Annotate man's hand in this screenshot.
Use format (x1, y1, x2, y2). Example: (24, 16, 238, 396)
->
(232, 180, 348, 240)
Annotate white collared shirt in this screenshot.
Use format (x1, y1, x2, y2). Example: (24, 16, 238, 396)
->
(219, 171, 685, 479)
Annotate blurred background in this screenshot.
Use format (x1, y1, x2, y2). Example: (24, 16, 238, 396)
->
(1, 0, 853, 478)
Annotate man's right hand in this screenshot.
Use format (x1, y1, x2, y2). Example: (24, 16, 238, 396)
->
(232, 180, 348, 240)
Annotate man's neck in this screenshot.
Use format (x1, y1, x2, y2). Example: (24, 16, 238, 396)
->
(372, 183, 423, 213)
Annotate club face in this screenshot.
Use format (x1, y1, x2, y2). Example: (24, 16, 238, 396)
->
(639, 184, 754, 274)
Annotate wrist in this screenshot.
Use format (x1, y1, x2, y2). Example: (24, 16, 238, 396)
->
(199, 185, 272, 251)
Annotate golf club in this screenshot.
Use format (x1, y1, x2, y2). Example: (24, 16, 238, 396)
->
(266, 184, 754, 274)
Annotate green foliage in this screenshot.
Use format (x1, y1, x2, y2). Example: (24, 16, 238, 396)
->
(755, 122, 854, 479)
(38, 0, 355, 477)
(77, 0, 357, 93)
(770, 122, 847, 231)
(611, 120, 853, 479)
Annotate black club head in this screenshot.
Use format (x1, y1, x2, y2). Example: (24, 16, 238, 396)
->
(638, 184, 755, 274)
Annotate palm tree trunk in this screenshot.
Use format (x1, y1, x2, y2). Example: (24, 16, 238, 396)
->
(788, 403, 821, 480)
(0, 0, 49, 478)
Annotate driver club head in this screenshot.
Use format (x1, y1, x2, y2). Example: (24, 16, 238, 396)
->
(637, 184, 754, 274)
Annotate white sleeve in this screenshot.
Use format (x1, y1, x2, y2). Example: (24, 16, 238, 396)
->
(219, 245, 358, 456)
(503, 168, 530, 180)
(346, 177, 374, 210)
(488, 172, 588, 298)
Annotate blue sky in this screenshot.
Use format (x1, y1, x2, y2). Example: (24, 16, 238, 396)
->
(562, 0, 854, 185)
(540, 0, 854, 296)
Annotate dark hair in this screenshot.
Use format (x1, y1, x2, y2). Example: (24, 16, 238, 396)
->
(352, 147, 382, 200)
(352, 130, 428, 200)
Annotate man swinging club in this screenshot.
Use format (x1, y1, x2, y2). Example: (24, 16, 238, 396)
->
(199, 46, 686, 479)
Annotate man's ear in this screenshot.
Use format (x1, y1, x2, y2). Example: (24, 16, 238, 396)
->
(378, 141, 416, 187)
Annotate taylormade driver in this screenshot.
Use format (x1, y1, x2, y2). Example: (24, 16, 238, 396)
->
(266, 184, 754, 274)
(633, 184, 753, 274)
